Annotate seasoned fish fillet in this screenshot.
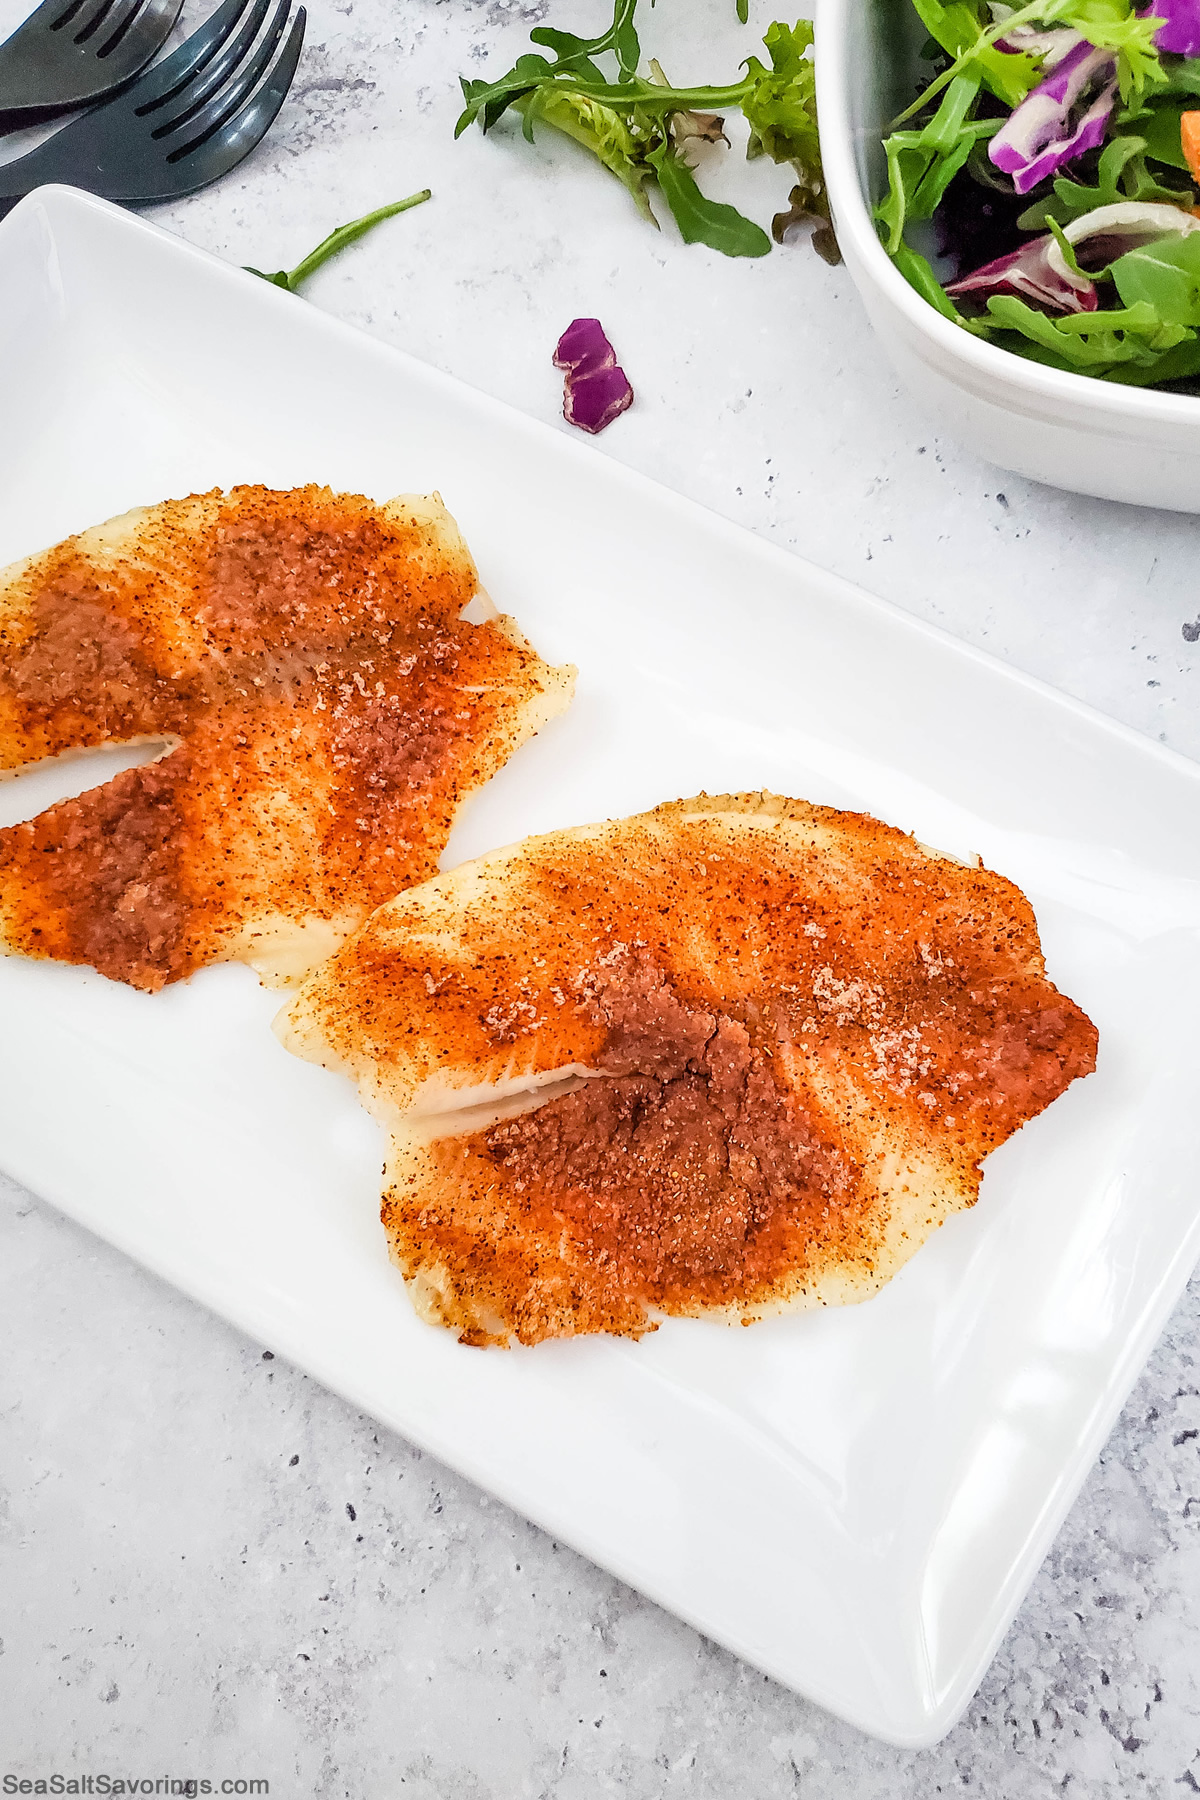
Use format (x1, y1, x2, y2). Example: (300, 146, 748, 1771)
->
(0, 485, 574, 989)
(278, 792, 1099, 1347)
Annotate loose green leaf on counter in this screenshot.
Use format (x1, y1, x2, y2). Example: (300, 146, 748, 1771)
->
(456, 3, 836, 261)
(246, 192, 432, 293)
(647, 141, 772, 253)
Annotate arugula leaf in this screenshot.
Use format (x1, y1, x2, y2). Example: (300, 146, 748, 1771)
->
(647, 143, 772, 253)
(528, 0, 641, 80)
(987, 291, 1191, 365)
(1128, 100, 1191, 167)
(458, 54, 563, 137)
(1100, 334, 1200, 379)
(906, 0, 1040, 106)
(1046, 214, 1089, 279)
(878, 73, 1000, 250)
(1150, 55, 1200, 97)
(890, 238, 981, 320)
(1109, 227, 1200, 320)
(459, 15, 754, 141)
(245, 193, 432, 293)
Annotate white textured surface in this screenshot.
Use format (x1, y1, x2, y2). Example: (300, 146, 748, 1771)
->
(0, 0, 1198, 1789)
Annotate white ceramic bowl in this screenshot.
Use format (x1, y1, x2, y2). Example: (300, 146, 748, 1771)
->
(815, 0, 1200, 509)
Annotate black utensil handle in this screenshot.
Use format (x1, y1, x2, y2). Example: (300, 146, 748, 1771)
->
(0, 100, 81, 133)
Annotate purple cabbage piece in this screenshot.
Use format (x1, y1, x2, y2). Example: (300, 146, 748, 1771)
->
(989, 40, 1119, 195)
(554, 317, 610, 374)
(1144, 0, 1200, 56)
(946, 235, 1098, 310)
(563, 364, 636, 433)
(553, 318, 634, 434)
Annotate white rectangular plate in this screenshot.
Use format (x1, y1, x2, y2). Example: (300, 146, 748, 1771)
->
(2, 187, 1199, 1748)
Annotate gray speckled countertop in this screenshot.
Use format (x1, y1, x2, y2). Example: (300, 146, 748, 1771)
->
(1, 0, 1199, 1790)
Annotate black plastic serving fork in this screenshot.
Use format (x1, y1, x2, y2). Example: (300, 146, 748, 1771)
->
(0, 0, 183, 122)
(0, 0, 305, 216)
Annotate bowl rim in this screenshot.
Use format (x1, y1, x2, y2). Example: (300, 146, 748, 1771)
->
(813, 0, 1200, 426)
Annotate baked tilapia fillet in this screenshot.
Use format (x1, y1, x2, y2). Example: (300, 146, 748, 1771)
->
(0, 485, 574, 990)
(278, 792, 1099, 1348)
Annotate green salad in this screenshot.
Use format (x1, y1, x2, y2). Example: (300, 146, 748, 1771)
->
(881, 0, 1200, 387)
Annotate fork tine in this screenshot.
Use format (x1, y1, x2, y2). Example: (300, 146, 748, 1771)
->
(0, 0, 180, 116)
(145, 0, 270, 126)
(158, 0, 288, 145)
(44, 0, 90, 29)
(72, 0, 118, 43)
(121, 0, 250, 110)
(91, 0, 141, 49)
(165, 4, 303, 187)
(96, 0, 163, 57)
(99, 0, 181, 59)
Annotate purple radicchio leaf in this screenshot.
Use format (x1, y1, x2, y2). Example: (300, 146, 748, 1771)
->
(1143, 0, 1200, 57)
(1054, 198, 1200, 263)
(945, 234, 1099, 310)
(988, 40, 1119, 195)
(553, 318, 634, 434)
(946, 200, 1200, 312)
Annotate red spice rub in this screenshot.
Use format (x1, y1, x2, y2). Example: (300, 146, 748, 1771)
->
(473, 950, 866, 1325)
(281, 794, 1099, 1346)
(0, 485, 572, 989)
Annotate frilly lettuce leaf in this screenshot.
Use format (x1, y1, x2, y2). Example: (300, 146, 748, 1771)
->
(742, 22, 820, 169)
(1064, 0, 1165, 104)
(741, 22, 837, 253)
(518, 87, 658, 221)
